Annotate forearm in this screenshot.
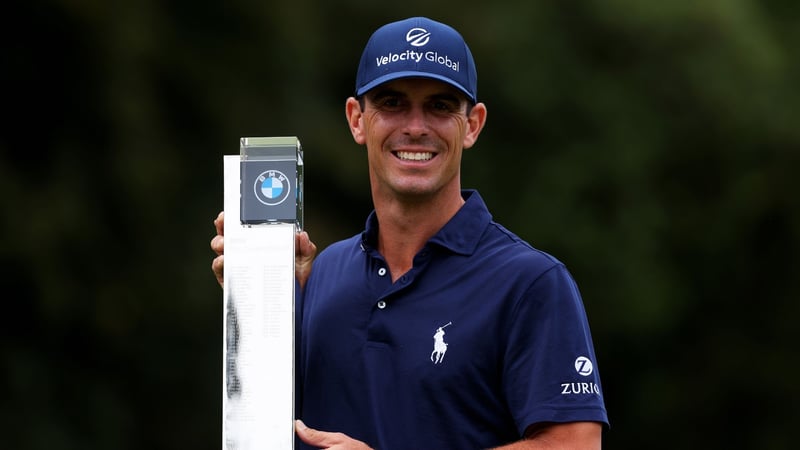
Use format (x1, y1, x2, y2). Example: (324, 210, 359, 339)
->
(489, 422, 602, 450)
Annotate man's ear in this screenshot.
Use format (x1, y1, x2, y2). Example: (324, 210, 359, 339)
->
(463, 102, 487, 149)
(346, 97, 366, 145)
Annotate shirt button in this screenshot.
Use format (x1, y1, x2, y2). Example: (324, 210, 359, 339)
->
(377, 300, 387, 309)
(377, 267, 387, 277)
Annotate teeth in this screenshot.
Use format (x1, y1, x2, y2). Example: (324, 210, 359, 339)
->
(397, 151, 433, 161)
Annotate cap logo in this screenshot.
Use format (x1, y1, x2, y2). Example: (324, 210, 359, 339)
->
(406, 27, 431, 47)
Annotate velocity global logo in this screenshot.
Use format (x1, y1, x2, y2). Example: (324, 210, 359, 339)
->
(406, 27, 431, 47)
(254, 170, 291, 206)
(373, 26, 461, 73)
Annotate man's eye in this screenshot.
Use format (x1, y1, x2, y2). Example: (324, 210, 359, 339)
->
(378, 97, 402, 108)
(431, 100, 458, 112)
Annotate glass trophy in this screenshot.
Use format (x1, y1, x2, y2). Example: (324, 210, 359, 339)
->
(222, 137, 303, 449)
(239, 136, 304, 229)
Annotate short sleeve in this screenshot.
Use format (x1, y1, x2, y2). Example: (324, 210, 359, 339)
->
(503, 264, 609, 432)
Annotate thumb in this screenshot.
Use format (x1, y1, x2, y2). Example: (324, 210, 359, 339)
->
(295, 419, 327, 446)
(294, 419, 320, 444)
(295, 419, 310, 434)
(295, 419, 373, 449)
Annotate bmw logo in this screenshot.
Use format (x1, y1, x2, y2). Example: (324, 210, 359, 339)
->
(254, 170, 291, 206)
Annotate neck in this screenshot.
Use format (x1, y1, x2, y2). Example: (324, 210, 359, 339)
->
(373, 187, 465, 282)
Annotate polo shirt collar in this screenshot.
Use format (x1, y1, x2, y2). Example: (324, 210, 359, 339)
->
(360, 189, 492, 256)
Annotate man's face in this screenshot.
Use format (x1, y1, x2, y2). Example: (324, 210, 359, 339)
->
(346, 78, 486, 201)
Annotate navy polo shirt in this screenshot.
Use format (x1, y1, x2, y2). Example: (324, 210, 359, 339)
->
(297, 190, 608, 449)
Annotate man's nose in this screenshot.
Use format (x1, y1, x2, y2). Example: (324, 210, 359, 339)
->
(403, 105, 429, 136)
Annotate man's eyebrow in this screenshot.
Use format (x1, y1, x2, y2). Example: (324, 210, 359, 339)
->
(368, 88, 406, 102)
(369, 90, 464, 105)
(429, 92, 463, 104)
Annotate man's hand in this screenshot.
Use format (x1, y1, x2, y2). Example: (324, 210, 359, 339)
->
(211, 212, 226, 287)
(295, 227, 317, 288)
(295, 420, 373, 450)
(210, 211, 317, 289)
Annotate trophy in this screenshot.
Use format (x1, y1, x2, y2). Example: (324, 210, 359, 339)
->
(222, 137, 303, 449)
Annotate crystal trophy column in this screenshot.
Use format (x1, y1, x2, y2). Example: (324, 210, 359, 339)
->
(222, 137, 303, 450)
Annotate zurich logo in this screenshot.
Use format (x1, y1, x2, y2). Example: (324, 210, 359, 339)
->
(406, 27, 431, 47)
(574, 356, 594, 376)
(254, 170, 291, 206)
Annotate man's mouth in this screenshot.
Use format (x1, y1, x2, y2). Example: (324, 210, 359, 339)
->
(395, 151, 434, 161)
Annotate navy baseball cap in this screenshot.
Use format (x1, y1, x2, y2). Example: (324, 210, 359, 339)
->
(355, 17, 478, 103)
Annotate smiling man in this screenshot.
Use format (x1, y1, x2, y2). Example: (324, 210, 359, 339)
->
(212, 16, 608, 449)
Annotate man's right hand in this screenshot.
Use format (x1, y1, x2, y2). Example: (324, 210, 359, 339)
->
(210, 211, 317, 289)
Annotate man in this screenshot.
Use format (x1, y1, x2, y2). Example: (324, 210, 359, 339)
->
(212, 16, 608, 449)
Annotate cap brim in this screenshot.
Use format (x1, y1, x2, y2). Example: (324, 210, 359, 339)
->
(356, 71, 476, 103)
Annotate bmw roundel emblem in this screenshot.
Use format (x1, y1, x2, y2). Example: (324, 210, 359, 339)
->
(254, 170, 291, 206)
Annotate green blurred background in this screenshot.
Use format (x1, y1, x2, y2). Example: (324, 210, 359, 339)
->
(2, 0, 799, 448)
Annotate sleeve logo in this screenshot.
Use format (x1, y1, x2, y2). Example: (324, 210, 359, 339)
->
(560, 356, 602, 396)
(574, 356, 594, 376)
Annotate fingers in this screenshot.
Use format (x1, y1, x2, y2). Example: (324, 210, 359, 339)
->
(296, 231, 318, 260)
(211, 234, 224, 256)
(295, 231, 317, 290)
(214, 211, 225, 236)
(212, 254, 224, 288)
(212, 211, 225, 288)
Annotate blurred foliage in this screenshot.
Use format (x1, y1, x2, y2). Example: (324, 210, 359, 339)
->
(2, 0, 799, 448)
